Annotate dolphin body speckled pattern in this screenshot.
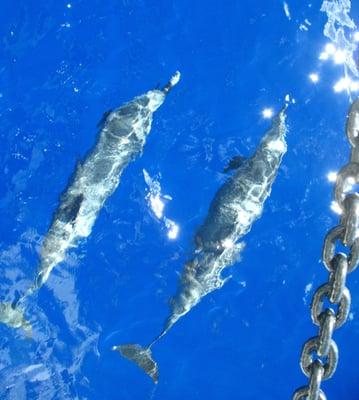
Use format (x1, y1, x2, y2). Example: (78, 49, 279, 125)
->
(0, 72, 181, 335)
(113, 106, 288, 383)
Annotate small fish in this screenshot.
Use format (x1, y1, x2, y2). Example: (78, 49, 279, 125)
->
(113, 106, 288, 383)
(0, 71, 181, 335)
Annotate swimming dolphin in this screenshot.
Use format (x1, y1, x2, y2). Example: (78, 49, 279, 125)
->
(113, 106, 288, 383)
(0, 71, 181, 335)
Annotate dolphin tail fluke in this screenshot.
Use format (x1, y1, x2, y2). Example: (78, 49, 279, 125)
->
(0, 302, 32, 338)
(112, 344, 159, 383)
(162, 71, 181, 95)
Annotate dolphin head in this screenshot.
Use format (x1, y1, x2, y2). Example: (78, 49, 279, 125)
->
(103, 90, 165, 144)
(103, 72, 180, 142)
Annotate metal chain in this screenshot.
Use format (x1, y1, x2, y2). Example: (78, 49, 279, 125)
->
(293, 99, 359, 400)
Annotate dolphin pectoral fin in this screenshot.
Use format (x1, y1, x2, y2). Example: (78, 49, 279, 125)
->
(221, 274, 232, 287)
(0, 302, 32, 338)
(97, 109, 113, 128)
(112, 344, 159, 383)
(223, 155, 246, 173)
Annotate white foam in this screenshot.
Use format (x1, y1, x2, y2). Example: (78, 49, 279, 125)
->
(321, 0, 358, 76)
(283, 2, 291, 20)
(143, 169, 179, 240)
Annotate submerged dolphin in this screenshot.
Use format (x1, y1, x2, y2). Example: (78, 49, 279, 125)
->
(0, 71, 181, 335)
(113, 106, 288, 383)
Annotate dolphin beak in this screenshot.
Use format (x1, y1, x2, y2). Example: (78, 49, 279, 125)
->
(162, 71, 181, 95)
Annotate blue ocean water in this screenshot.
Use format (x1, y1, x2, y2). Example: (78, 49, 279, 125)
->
(0, 0, 359, 399)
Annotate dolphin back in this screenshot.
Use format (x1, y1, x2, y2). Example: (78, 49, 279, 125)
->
(195, 107, 287, 252)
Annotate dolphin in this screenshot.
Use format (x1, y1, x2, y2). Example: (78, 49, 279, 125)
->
(113, 106, 288, 383)
(0, 71, 181, 335)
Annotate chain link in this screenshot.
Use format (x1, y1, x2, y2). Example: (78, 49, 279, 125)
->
(293, 99, 359, 399)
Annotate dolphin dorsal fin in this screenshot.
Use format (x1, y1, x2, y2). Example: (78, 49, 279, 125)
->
(223, 155, 246, 173)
